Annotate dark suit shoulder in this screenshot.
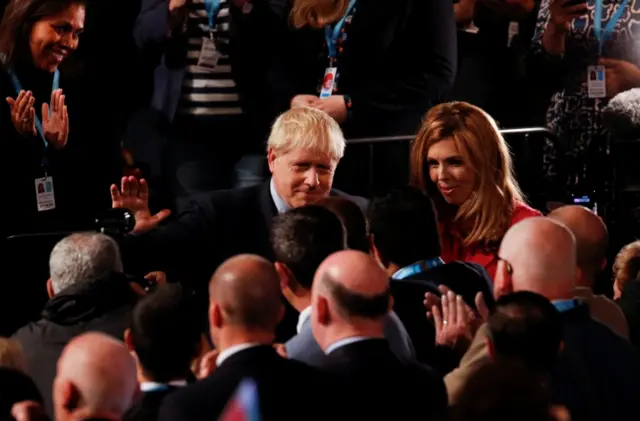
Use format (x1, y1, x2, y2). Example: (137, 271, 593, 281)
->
(123, 389, 176, 421)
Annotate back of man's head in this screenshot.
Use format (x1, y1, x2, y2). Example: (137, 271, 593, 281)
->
(312, 251, 391, 349)
(488, 291, 563, 373)
(49, 233, 123, 294)
(209, 255, 283, 333)
(271, 205, 346, 290)
(127, 284, 200, 384)
(497, 217, 577, 300)
(54, 332, 137, 421)
(367, 186, 441, 267)
(315, 197, 369, 252)
(549, 205, 608, 287)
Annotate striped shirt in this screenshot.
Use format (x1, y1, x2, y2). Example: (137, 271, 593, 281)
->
(178, 0, 242, 117)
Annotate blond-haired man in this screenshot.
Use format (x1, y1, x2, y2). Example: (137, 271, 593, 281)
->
(111, 108, 365, 340)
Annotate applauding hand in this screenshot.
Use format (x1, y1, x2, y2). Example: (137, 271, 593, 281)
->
(42, 89, 69, 150)
(6, 90, 37, 138)
(110, 176, 171, 234)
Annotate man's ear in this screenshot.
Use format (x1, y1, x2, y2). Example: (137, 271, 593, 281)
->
(316, 296, 330, 326)
(275, 262, 293, 292)
(493, 260, 512, 299)
(124, 328, 134, 352)
(369, 235, 386, 267)
(210, 302, 223, 329)
(60, 381, 80, 412)
(267, 148, 277, 173)
(46, 279, 55, 299)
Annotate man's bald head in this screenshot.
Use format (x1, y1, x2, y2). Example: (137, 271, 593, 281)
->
(210, 254, 282, 330)
(498, 217, 577, 300)
(54, 332, 137, 420)
(549, 205, 608, 286)
(313, 250, 390, 320)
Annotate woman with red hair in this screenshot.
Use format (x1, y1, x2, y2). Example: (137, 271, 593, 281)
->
(410, 102, 541, 279)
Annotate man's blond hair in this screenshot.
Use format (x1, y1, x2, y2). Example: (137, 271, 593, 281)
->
(267, 107, 345, 161)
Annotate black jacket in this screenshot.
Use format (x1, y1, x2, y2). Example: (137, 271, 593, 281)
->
(12, 274, 138, 418)
(270, 0, 457, 138)
(318, 339, 448, 421)
(157, 345, 340, 421)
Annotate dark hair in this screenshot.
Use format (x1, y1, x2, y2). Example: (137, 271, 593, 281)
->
(367, 186, 441, 267)
(315, 197, 369, 252)
(0, 0, 85, 67)
(0, 368, 43, 414)
(450, 360, 556, 421)
(271, 205, 346, 290)
(130, 284, 201, 383)
(325, 278, 390, 320)
(489, 291, 563, 373)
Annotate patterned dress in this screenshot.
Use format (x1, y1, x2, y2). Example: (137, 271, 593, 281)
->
(531, 0, 640, 185)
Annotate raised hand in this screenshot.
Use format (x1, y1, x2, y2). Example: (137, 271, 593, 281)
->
(6, 90, 37, 138)
(548, 0, 588, 31)
(169, 0, 190, 12)
(110, 176, 171, 234)
(42, 89, 69, 150)
(432, 291, 474, 352)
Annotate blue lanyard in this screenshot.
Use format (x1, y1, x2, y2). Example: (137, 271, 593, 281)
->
(553, 299, 580, 313)
(594, 0, 629, 55)
(392, 257, 445, 280)
(325, 0, 357, 59)
(204, 0, 222, 31)
(8, 68, 60, 168)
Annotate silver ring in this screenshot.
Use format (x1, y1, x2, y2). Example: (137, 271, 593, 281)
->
(443, 320, 448, 325)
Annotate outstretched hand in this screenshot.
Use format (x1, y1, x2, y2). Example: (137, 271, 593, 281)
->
(110, 176, 171, 234)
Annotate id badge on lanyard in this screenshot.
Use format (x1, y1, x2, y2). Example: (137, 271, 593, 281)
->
(588, 0, 629, 98)
(320, 0, 356, 98)
(198, 0, 223, 71)
(8, 68, 60, 211)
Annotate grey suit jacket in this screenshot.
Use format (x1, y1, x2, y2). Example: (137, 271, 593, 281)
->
(286, 310, 415, 366)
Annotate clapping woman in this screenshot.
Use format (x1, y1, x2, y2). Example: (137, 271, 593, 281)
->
(0, 0, 85, 238)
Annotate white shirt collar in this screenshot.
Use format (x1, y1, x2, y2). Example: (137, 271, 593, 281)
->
(140, 380, 187, 393)
(297, 306, 312, 334)
(216, 343, 261, 367)
(269, 178, 290, 214)
(325, 336, 375, 355)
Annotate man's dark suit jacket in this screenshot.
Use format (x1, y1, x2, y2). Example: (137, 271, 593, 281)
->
(319, 339, 448, 421)
(122, 181, 367, 338)
(156, 345, 339, 421)
(390, 261, 495, 373)
(123, 386, 180, 421)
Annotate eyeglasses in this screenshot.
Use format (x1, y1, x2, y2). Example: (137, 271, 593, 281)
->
(497, 256, 513, 275)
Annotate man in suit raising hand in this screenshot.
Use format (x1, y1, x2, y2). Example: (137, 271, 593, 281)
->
(109, 108, 365, 339)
